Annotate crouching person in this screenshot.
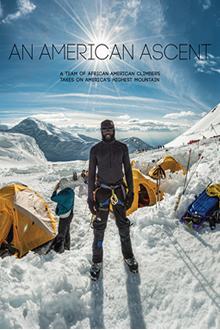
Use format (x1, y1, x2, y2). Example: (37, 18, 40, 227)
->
(51, 178, 74, 253)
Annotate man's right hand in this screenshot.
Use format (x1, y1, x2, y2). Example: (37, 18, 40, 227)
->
(87, 198, 99, 215)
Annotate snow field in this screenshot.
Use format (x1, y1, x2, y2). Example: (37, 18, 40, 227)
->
(0, 141, 220, 328)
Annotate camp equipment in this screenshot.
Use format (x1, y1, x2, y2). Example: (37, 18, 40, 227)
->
(208, 210, 220, 230)
(148, 155, 186, 179)
(174, 154, 203, 212)
(180, 184, 220, 229)
(0, 184, 56, 258)
(73, 171, 77, 181)
(153, 165, 166, 208)
(174, 149, 191, 212)
(126, 169, 164, 215)
(183, 149, 191, 188)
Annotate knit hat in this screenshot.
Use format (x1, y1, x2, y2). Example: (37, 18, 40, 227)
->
(100, 119, 114, 130)
(59, 178, 70, 190)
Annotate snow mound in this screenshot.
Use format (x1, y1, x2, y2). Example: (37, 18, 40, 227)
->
(0, 132, 47, 168)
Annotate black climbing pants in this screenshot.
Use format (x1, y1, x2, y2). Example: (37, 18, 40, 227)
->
(53, 210, 73, 253)
(92, 187, 133, 263)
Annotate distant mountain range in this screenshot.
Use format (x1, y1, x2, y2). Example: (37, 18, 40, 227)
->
(1, 103, 220, 164)
(0, 124, 8, 130)
(6, 117, 154, 161)
(119, 137, 154, 154)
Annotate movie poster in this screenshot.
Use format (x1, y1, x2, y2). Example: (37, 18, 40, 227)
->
(1, 2, 220, 329)
(1, 0, 220, 147)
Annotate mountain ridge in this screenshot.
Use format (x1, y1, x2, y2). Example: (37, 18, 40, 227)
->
(7, 117, 154, 161)
(166, 103, 220, 147)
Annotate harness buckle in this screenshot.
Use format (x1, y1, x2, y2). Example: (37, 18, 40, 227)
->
(110, 189, 119, 205)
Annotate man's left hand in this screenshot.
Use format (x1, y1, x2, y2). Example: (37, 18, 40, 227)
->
(126, 191, 134, 210)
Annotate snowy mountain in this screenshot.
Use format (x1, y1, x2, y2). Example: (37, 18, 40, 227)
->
(8, 117, 154, 161)
(77, 134, 99, 143)
(9, 118, 95, 162)
(119, 136, 154, 153)
(0, 124, 9, 130)
(0, 131, 47, 167)
(166, 103, 220, 147)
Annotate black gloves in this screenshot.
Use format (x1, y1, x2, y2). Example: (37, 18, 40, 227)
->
(87, 198, 99, 215)
(126, 191, 134, 210)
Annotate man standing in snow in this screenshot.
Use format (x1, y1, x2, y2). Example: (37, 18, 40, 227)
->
(87, 119, 138, 280)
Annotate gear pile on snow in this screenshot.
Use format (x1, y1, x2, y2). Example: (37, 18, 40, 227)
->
(180, 184, 220, 230)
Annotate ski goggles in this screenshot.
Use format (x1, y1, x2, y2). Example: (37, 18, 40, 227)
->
(101, 127, 114, 133)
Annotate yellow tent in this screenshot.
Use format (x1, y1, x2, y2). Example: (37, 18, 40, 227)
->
(148, 155, 186, 179)
(126, 169, 164, 216)
(0, 184, 56, 258)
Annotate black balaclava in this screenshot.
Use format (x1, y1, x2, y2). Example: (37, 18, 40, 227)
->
(101, 119, 115, 143)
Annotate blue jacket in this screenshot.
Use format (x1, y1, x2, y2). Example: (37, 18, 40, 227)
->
(51, 188, 75, 216)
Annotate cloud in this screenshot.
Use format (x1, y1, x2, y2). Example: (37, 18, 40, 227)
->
(90, 0, 165, 44)
(47, 92, 174, 106)
(2, 0, 36, 24)
(117, 115, 130, 120)
(163, 111, 196, 119)
(57, 115, 189, 135)
(114, 118, 189, 133)
(194, 54, 220, 74)
(30, 113, 70, 123)
(91, 0, 142, 42)
(201, 0, 211, 10)
(124, 0, 141, 21)
(0, 2, 3, 18)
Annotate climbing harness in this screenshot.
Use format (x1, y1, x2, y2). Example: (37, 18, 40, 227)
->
(89, 182, 126, 228)
(95, 182, 126, 208)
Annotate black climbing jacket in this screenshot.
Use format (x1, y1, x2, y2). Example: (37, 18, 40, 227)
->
(88, 139, 133, 201)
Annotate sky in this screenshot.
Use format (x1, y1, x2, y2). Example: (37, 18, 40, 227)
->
(0, 0, 220, 146)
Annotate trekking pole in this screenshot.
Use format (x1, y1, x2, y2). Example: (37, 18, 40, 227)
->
(183, 155, 203, 195)
(156, 176, 159, 209)
(174, 153, 203, 212)
(158, 175, 161, 207)
(154, 165, 166, 209)
(184, 149, 191, 188)
(158, 167, 163, 207)
(174, 149, 191, 212)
